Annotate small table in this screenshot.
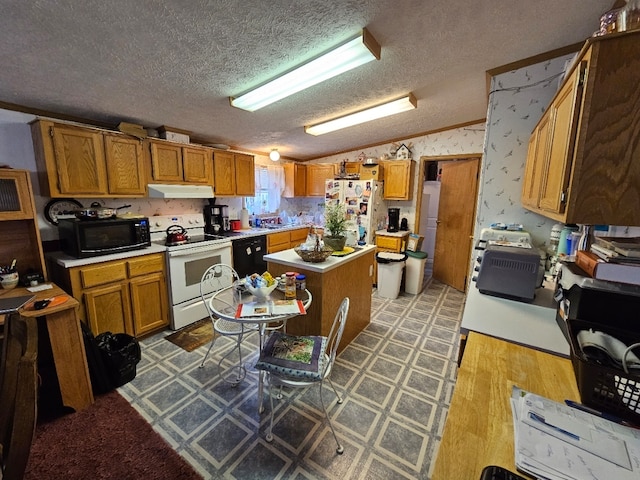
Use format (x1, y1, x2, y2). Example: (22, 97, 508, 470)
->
(209, 286, 312, 412)
(1, 283, 94, 411)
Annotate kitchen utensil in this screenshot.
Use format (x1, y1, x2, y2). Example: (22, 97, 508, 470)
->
(74, 202, 132, 220)
(165, 225, 188, 245)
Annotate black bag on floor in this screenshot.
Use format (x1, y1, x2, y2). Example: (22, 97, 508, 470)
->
(81, 322, 114, 394)
(95, 331, 142, 388)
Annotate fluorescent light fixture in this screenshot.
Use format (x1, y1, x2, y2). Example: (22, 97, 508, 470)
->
(230, 28, 380, 112)
(269, 149, 280, 161)
(305, 93, 417, 136)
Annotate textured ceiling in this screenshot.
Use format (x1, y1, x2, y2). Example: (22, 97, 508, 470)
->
(0, 0, 613, 160)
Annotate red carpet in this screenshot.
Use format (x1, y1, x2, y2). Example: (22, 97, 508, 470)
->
(25, 390, 202, 480)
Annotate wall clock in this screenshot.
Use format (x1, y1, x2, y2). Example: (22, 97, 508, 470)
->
(43, 198, 83, 226)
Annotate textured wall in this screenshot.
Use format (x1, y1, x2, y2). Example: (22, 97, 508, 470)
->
(291, 123, 487, 231)
(475, 54, 576, 249)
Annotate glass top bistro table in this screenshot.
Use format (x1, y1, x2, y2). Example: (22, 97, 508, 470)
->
(208, 284, 312, 412)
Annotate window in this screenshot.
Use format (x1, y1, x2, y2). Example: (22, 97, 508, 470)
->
(246, 165, 284, 215)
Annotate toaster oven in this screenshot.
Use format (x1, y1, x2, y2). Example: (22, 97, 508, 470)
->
(474, 242, 541, 302)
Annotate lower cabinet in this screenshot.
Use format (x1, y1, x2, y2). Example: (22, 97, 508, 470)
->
(52, 253, 169, 337)
(267, 227, 311, 254)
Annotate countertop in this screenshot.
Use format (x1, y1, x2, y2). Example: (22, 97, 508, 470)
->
(218, 224, 314, 239)
(461, 280, 570, 357)
(47, 243, 168, 268)
(374, 229, 410, 237)
(264, 244, 376, 273)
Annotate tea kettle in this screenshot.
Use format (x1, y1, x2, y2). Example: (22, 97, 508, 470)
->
(165, 225, 188, 245)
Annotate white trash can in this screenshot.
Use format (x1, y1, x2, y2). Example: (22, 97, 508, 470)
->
(405, 251, 428, 295)
(376, 252, 408, 299)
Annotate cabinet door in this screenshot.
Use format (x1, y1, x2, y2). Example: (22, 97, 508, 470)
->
(283, 163, 307, 197)
(213, 150, 236, 195)
(382, 161, 414, 200)
(267, 231, 290, 253)
(290, 227, 309, 246)
(130, 272, 168, 336)
(306, 164, 335, 196)
(84, 283, 133, 336)
(234, 153, 255, 196)
(150, 141, 183, 182)
(183, 146, 214, 184)
(539, 63, 585, 214)
(103, 133, 146, 195)
(521, 114, 552, 208)
(0, 170, 34, 220)
(51, 124, 108, 195)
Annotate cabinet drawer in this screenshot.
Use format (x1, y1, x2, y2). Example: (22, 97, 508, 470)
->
(268, 231, 290, 248)
(376, 236, 402, 251)
(127, 253, 165, 277)
(289, 228, 309, 245)
(80, 262, 127, 288)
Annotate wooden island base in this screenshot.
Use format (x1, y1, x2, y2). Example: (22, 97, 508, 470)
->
(266, 246, 375, 352)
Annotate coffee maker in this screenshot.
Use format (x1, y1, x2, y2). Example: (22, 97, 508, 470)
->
(387, 208, 400, 232)
(204, 203, 229, 234)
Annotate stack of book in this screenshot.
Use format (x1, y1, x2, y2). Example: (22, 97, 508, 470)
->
(575, 236, 640, 286)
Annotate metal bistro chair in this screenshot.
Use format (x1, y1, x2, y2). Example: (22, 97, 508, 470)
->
(198, 264, 258, 385)
(256, 297, 350, 454)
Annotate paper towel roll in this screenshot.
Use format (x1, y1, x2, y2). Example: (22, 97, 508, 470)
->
(241, 208, 250, 229)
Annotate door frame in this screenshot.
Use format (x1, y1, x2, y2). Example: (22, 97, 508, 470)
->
(414, 154, 482, 290)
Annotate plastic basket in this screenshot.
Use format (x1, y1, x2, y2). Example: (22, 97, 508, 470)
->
(567, 319, 640, 424)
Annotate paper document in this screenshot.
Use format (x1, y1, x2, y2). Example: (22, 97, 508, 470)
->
(511, 387, 640, 480)
(235, 299, 305, 318)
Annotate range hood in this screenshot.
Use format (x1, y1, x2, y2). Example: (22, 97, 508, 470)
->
(147, 184, 214, 199)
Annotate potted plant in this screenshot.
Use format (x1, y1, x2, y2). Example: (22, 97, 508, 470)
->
(323, 202, 348, 251)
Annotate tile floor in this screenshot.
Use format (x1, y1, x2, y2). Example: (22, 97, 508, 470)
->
(119, 279, 466, 480)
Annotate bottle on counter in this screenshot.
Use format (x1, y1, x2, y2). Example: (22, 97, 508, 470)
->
(284, 272, 296, 299)
(295, 274, 306, 291)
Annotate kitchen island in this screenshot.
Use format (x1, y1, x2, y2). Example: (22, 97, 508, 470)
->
(264, 245, 375, 352)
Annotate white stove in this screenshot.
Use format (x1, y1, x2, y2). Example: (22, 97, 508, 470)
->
(150, 214, 233, 330)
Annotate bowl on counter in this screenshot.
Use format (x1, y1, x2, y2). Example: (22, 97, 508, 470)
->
(294, 244, 333, 263)
(0, 271, 19, 290)
(245, 282, 277, 301)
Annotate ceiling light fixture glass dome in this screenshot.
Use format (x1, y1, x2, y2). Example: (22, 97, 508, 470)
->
(269, 149, 280, 161)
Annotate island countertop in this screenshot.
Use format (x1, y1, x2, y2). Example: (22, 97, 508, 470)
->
(263, 244, 376, 273)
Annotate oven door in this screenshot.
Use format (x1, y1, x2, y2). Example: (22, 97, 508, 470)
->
(166, 242, 233, 329)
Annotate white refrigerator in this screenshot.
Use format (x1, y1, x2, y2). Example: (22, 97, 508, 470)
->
(325, 179, 386, 246)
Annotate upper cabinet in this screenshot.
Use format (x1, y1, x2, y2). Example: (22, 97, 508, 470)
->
(0, 169, 48, 280)
(283, 163, 307, 197)
(213, 150, 255, 196)
(306, 163, 336, 196)
(31, 120, 146, 198)
(148, 140, 213, 185)
(521, 31, 640, 225)
(381, 160, 415, 200)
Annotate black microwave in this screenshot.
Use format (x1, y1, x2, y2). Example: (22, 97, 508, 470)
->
(58, 217, 151, 258)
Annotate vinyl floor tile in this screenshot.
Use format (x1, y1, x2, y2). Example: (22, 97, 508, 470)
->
(119, 279, 465, 479)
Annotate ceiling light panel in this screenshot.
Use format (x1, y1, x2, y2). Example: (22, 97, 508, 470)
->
(230, 28, 380, 112)
(305, 94, 417, 136)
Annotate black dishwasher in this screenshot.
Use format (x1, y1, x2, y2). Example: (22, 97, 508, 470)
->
(232, 235, 267, 278)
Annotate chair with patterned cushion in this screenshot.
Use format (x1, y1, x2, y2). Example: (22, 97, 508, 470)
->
(198, 264, 258, 385)
(255, 297, 349, 453)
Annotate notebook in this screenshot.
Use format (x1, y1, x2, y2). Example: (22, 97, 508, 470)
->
(0, 295, 36, 314)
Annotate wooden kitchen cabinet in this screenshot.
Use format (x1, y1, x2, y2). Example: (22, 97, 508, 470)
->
(0, 169, 48, 279)
(51, 252, 168, 337)
(31, 120, 146, 197)
(305, 163, 336, 196)
(213, 150, 255, 196)
(521, 31, 640, 225)
(344, 162, 361, 175)
(381, 160, 415, 200)
(149, 140, 214, 185)
(283, 162, 307, 197)
(267, 227, 310, 253)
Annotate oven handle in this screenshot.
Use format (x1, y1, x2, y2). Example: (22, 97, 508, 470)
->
(167, 242, 232, 258)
